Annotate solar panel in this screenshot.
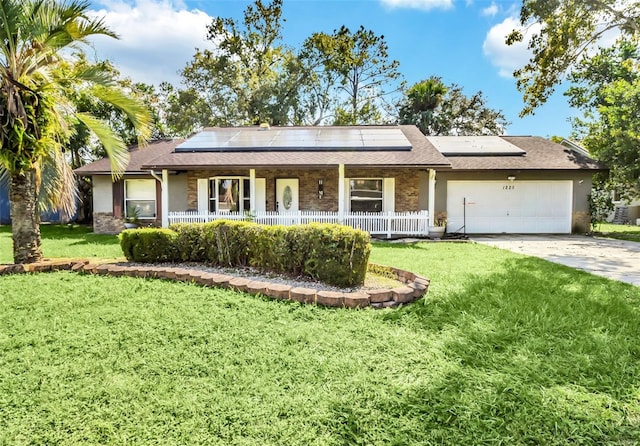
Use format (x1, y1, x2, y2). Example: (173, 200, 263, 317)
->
(426, 136, 526, 156)
(175, 127, 412, 152)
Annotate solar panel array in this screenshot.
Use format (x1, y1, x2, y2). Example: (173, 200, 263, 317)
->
(176, 128, 412, 152)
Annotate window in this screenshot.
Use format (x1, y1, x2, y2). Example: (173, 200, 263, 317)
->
(208, 177, 251, 212)
(124, 179, 156, 219)
(350, 179, 383, 212)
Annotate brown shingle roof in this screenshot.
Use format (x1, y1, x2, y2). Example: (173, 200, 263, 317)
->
(74, 131, 606, 176)
(74, 139, 184, 175)
(442, 136, 606, 171)
(142, 125, 451, 169)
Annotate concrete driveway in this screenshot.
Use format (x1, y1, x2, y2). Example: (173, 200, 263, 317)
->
(472, 235, 640, 286)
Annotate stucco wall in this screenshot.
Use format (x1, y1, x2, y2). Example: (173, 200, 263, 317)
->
(92, 176, 113, 213)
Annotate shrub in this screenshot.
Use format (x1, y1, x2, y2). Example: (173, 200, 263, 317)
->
(170, 223, 207, 262)
(204, 220, 252, 266)
(298, 223, 371, 288)
(119, 221, 371, 287)
(246, 225, 291, 273)
(119, 228, 179, 263)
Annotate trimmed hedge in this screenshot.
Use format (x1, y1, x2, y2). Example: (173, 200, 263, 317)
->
(119, 228, 179, 263)
(119, 220, 371, 287)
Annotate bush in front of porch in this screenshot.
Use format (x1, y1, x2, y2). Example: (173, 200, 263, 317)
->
(119, 220, 371, 287)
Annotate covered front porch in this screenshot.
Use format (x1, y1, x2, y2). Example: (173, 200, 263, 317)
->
(155, 164, 439, 238)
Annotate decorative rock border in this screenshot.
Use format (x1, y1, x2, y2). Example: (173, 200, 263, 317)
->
(0, 260, 429, 308)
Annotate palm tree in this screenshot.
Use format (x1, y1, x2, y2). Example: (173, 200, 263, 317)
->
(399, 77, 448, 135)
(0, 0, 150, 263)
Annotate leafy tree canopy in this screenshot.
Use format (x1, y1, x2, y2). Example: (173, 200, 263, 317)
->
(166, 1, 404, 134)
(167, 0, 306, 134)
(567, 39, 640, 197)
(399, 77, 508, 135)
(507, 0, 640, 116)
(301, 25, 403, 125)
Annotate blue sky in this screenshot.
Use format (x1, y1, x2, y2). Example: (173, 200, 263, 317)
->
(87, 0, 577, 138)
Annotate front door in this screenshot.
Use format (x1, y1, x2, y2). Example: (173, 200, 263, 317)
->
(275, 178, 299, 214)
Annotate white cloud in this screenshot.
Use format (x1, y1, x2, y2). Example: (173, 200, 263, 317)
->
(481, 2, 498, 17)
(87, 0, 213, 86)
(380, 0, 454, 11)
(482, 16, 541, 78)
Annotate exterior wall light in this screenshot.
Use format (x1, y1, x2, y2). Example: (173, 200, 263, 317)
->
(318, 179, 324, 199)
(507, 175, 516, 182)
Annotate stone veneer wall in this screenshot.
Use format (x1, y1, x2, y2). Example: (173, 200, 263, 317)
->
(0, 260, 429, 309)
(93, 212, 125, 234)
(93, 212, 161, 234)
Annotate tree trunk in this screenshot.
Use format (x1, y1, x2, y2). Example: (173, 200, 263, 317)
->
(9, 169, 43, 264)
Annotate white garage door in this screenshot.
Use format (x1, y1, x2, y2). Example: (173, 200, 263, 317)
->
(446, 181, 573, 234)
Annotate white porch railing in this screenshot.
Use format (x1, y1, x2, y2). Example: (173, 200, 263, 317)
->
(168, 210, 430, 238)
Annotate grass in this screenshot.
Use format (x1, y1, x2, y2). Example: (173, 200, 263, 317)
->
(0, 224, 123, 263)
(594, 222, 640, 242)
(1, 227, 640, 444)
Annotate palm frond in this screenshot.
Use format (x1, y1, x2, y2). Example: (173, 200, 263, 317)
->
(90, 85, 153, 147)
(73, 64, 116, 87)
(0, 0, 26, 64)
(38, 145, 78, 219)
(75, 112, 129, 179)
(37, 0, 117, 50)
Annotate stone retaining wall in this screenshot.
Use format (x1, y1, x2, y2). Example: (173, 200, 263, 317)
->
(0, 260, 429, 308)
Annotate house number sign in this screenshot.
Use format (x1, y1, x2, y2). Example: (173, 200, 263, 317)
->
(503, 185, 515, 190)
(283, 185, 293, 209)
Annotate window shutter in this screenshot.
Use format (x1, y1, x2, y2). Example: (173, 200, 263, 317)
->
(155, 179, 162, 221)
(383, 178, 395, 213)
(113, 180, 124, 218)
(197, 179, 209, 214)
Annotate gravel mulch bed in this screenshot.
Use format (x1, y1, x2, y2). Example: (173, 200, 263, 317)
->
(121, 262, 403, 293)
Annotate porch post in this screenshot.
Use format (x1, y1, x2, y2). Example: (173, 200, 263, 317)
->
(428, 169, 436, 226)
(338, 164, 345, 218)
(249, 168, 256, 212)
(161, 169, 169, 228)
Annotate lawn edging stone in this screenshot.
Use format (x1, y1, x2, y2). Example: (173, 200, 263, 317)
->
(0, 260, 429, 309)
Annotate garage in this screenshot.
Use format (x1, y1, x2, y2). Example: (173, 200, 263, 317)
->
(446, 180, 573, 234)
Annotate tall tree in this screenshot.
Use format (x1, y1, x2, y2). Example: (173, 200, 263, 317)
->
(437, 86, 509, 136)
(302, 25, 403, 125)
(399, 78, 508, 135)
(0, 0, 151, 263)
(507, 0, 640, 116)
(170, 0, 305, 133)
(566, 39, 640, 197)
(398, 77, 448, 135)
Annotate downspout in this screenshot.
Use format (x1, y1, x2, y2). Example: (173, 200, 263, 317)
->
(149, 170, 168, 228)
(148, 170, 162, 184)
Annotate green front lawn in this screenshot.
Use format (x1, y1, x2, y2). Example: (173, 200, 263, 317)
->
(0, 224, 123, 263)
(1, 227, 639, 444)
(594, 222, 640, 242)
